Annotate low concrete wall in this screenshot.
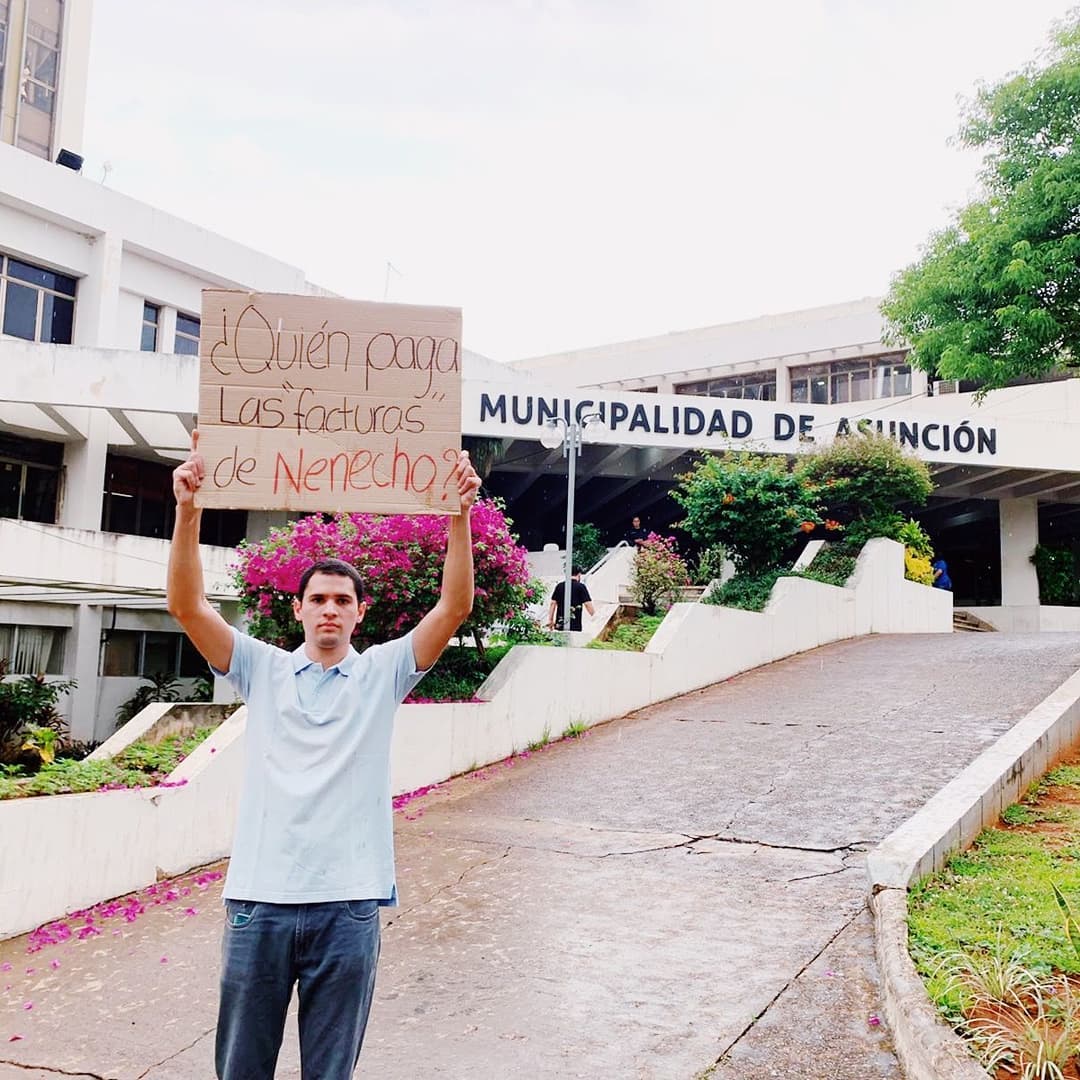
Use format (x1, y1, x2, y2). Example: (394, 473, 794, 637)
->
(1, 539, 949, 940)
(964, 604, 1080, 633)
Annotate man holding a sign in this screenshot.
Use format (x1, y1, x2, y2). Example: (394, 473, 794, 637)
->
(167, 429, 481, 1080)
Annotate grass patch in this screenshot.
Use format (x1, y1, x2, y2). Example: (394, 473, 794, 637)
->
(908, 758, 1080, 1074)
(586, 615, 664, 652)
(0, 727, 215, 800)
(562, 721, 588, 739)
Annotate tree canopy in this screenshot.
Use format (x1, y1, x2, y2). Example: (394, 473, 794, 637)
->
(882, 16, 1080, 392)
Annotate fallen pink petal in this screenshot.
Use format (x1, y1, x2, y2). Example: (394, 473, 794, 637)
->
(22, 1002, 32, 1011)
(868, 1015, 881, 1027)
(8, 1034, 22, 1042)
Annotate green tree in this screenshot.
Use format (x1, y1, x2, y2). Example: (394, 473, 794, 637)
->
(672, 452, 821, 575)
(883, 16, 1080, 392)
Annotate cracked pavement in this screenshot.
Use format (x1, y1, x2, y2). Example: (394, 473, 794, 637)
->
(3, 631, 1080, 1078)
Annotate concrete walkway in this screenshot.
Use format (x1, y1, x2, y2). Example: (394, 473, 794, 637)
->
(3, 632, 1080, 1079)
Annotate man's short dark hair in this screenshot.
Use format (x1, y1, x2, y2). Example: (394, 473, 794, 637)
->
(297, 559, 365, 603)
(571, 565, 584, 577)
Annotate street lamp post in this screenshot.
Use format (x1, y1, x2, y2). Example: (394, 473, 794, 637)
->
(540, 414, 598, 638)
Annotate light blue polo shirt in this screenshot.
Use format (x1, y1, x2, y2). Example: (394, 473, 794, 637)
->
(214, 627, 426, 905)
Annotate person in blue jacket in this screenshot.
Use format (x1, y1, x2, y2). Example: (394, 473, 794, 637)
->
(932, 558, 952, 590)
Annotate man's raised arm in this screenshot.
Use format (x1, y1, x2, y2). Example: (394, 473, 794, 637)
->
(412, 451, 482, 671)
(167, 430, 235, 674)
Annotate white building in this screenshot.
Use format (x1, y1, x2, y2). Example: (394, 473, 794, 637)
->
(3, 0, 1080, 742)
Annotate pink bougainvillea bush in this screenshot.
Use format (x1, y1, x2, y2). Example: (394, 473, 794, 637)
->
(231, 498, 536, 651)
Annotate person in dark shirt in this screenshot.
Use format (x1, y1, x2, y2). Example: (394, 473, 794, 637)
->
(932, 558, 952, 590)
(625, 516, 649, 547)
(547, 567, 596, 631)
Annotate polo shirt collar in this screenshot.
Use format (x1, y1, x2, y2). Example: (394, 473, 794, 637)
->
(291, 643, 359, 676)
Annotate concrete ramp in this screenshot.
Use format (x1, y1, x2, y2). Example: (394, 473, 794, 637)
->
(2, 632, 1079, 1079)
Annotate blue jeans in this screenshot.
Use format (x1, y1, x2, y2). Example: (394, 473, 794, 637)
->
(216, 899, 381, 1080)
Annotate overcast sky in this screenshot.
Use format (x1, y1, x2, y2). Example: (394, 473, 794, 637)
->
(82, 0, 1074, 362)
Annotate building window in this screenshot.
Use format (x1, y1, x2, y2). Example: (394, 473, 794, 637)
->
(0, 624, 66, 674)
(174, 312, 200, 355)
(141, 302, 159, 351)
(0, 254, 76, 344)
(16, 0, 63, 160)
(101, 453, 246, 546)
(0, 434, 61, 523)
(790, 355, 912, 405)
(101, 629, 205, 678)
(674, 372, 777, 401)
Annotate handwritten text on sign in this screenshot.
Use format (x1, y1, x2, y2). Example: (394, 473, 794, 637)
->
(195, 292, 462, 514)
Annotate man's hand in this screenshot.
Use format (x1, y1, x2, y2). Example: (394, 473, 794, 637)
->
(173, 430, 205, 509)
(450, 449, 482, 514)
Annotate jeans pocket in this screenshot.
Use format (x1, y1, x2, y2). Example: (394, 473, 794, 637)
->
(226, 899, 258, 930)
(344, 899, 379, 923)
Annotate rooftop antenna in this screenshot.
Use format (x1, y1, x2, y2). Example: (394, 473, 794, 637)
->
(383, 260, 403, 301)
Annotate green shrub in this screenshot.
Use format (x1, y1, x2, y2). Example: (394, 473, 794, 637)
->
(572, 523, 607, 572)
(1032, 545, 1080, 605)
(798, 432, 933, 528)
(705, 569, 785, 612)
(406, 645, 513, 702)
(704, 546, 858, 613)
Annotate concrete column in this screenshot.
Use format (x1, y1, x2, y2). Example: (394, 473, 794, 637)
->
(774, 362, 792, 404)
(59, 407, 109, 530)
(1000, 496, 1041, 630)
(159, 307, 178, 354)
(910, 368, 929, 398)
(73, 231, 123, 347)
(67, 603, 102, 743)
(245, 510, 290, 541)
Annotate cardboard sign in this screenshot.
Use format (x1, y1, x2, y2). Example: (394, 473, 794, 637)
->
(195, 291, 462, 514)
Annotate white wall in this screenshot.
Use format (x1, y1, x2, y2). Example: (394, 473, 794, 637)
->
(0, 539, 950, 940)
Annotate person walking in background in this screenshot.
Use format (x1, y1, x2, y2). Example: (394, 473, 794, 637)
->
(932, 557, 952, 590)
(547, 567, 596, 631)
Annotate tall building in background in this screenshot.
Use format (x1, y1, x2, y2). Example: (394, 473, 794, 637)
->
(0, 0, 91, 161)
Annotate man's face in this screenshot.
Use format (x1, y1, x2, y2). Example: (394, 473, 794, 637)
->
(292, 572, 365, 651)
(632, 517, 641, 528)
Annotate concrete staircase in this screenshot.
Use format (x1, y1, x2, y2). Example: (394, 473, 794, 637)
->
(953, 609, 998, 632)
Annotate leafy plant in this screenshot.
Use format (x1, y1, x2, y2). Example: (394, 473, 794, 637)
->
(674, 452, 821, 575)
(526, 726, 552, 753)
(562, 721, 588, 739)
(21, 725, 60, 766)
(0, 661, 76, 765)
(691, 543, 728, 586)
(572, 522, 607, 573)
(115, 671, 182, 729)
(629, 535, 690, 615)
(905, 548, 935, 587)
(1051, 884, 1080, 961)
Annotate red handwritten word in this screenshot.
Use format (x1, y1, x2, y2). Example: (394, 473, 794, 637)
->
(272, 443, 459, 498)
